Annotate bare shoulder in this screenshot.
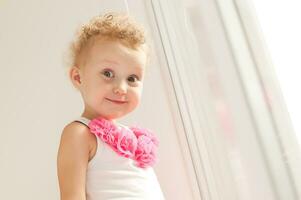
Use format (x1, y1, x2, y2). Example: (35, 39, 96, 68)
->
(60, 121, 97, 160)
(62, 121, 94, 140)
(56, 121, 97, 199)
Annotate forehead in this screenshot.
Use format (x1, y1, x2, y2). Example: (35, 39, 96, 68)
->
(86, 38, 147, 71)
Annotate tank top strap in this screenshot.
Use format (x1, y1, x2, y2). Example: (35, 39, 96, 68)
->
(74, 116, 129, 131)
(74, 116, 91, 127)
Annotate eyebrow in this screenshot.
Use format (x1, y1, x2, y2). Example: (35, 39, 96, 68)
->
(101, 59, 120, 65)
(101, 59, 143, 72)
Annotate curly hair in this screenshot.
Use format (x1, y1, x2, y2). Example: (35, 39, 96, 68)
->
(64, 11, 151, 70)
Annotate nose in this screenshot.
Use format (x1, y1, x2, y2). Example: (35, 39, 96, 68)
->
(113, 80, 127, 95)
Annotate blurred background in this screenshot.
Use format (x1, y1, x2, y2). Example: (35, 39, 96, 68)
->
(251, 0, 301, 146)
(0, 0, 300, 199)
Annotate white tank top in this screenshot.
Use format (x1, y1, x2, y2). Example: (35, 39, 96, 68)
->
(74, 117, 166, 200)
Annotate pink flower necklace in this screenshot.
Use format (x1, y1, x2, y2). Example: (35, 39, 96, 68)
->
(87, 116, 159, 169)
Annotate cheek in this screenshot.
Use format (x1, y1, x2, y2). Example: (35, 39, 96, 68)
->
(90, 77, 110, 93)
(129, 88, 142, 103)
(84, 82, 107, 101)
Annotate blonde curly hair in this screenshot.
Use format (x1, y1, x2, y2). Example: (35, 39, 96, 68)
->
(65, 11, 151, 70)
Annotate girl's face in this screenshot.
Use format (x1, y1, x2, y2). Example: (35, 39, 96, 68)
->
(70, 38, 147, 122)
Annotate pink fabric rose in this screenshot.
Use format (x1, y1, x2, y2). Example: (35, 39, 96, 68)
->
(87, 117, 159, 168)
(116, 127, 137, 158)
(89, 118, 118, 145)
(130, 126, 159, 146)
(130, 126, 159, 168)
(134, 135, 158, 168)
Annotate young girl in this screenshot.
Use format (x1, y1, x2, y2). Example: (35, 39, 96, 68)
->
(57, 12, 166, 200)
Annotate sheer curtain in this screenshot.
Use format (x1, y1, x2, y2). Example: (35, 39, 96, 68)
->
(148, 0, 301, 199)
(251, 0, 301, 147)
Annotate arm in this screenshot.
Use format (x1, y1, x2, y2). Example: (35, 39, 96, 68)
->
(57, 123, 92, 200)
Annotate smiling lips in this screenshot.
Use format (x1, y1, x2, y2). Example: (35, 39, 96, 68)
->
(106, 98, 127, 104)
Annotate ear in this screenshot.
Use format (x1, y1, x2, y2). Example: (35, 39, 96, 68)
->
(69, 66, 82, 89)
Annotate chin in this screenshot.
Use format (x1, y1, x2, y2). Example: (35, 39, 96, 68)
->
(102, 113, 125, 120)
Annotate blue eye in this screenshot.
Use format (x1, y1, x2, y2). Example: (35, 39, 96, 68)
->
(102, 70, 114, 78)
(128, 75, 139, 82)
(102, 69, 139, 83)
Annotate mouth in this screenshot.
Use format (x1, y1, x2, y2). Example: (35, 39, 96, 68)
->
(105, 98, 127, 104)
